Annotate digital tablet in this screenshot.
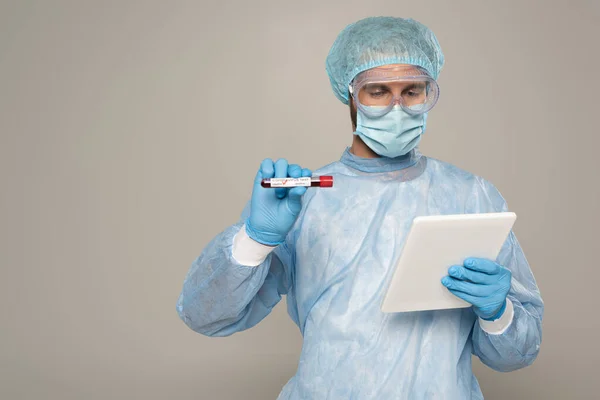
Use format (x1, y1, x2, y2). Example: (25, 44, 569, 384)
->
(381, 212, 517, 313)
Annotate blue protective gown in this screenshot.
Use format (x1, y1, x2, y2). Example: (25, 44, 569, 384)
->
(177, 148, 544, 399)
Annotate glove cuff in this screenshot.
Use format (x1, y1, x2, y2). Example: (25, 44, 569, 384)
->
(482, 299, 507, 321)
(478, 299, 514, 335)
(232, 224, 276, 266)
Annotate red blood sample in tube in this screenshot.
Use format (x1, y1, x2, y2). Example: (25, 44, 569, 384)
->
(261, 176, 334, 188)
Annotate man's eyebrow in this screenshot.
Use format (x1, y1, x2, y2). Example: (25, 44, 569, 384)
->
(364, 83, 389, 90)
(363, 82, 427, 92)
(404, 82, 427, 89)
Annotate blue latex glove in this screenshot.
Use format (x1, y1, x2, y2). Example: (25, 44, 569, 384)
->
(441, 258, 512, 320)
(245, 158, 312, 246)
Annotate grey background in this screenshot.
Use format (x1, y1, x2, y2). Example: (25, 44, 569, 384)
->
(1, 0, 598, 399)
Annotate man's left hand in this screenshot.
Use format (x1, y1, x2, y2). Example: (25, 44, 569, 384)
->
(441, 258, 512, 320)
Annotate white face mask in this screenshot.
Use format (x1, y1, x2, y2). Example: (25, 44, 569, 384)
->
(355, 105, 427, 158)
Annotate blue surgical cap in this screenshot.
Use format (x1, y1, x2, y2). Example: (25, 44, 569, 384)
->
(326, 17, 445, 105)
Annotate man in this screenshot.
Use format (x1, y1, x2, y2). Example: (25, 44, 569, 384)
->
(177, 16, 543, 399)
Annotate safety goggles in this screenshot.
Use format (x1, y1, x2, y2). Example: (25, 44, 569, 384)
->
(349, 65, 440, 117)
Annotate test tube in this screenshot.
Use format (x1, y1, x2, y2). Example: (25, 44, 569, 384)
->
(261, 176, 334, 188)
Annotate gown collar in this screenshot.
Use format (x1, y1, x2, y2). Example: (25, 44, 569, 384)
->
(339, 147, 422, 173)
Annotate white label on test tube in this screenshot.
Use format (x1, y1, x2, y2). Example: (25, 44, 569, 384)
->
(269, 177, 311, 187)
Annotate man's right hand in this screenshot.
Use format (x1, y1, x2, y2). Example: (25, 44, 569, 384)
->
(245, 158, 312, 246)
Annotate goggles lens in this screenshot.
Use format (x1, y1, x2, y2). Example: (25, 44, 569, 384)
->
(351, 65, 440, 117)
